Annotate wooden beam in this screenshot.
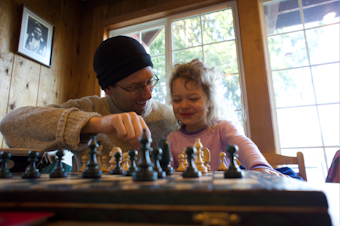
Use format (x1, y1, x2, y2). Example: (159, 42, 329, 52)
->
(237, 0, 276, 153)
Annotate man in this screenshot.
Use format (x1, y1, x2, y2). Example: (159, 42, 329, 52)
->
(0, 36, 177, 168)
(25, 21, 46, 57)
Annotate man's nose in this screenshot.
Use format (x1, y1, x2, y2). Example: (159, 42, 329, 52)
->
(140, 85, 152, 99)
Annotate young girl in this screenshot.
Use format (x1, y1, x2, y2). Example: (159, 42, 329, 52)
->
(167, 59, 280, 175)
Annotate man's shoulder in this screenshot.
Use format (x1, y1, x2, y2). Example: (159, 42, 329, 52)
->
(150, 100, 172, 113)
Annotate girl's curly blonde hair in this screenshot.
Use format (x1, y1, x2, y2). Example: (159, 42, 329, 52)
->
(167, 59, 232, 127)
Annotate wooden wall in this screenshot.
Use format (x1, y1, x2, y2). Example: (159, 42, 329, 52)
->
(0, 0, 82, 148)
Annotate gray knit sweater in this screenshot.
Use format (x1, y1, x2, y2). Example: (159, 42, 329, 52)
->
(0, 95, 178, 168)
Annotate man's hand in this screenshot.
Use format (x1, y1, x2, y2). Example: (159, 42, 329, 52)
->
(81, 112, 151, 148)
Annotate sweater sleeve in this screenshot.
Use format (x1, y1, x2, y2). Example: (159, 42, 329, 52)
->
(0, 100, 101, 152)
(219, 121, 272, 170)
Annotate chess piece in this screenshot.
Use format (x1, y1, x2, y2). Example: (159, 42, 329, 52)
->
(50, 149, 68, 178)
(111, 152, 123, 175)
(82, 136, 102, 178)
(159, 139, 173, 175)
(224, 145, 243, 178)
(194, 138, 207, 173)
(182, 147, 201, 178)
(96, 141, 103, 168)
(0, 152, 13, 178)
(79, 154, 89, 172)
(132, 130, 157, 181)
(217, 152, 228, 171)
(22, 151, 41, 179)
(109, 147, 122, 171)
(152, 147, 166, 178)
(121, 152, 130, 172)
(100, 156, 109, 172)
(203, 147, 211, 171)
(125, 150, 138, 176)
(182, 148, 188, 168)
(176, 154, 186, 172)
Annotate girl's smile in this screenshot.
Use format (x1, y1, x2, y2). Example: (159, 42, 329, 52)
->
(171, 78, 210, 133)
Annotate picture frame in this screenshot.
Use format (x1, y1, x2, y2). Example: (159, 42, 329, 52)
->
(17, 5, 54, 67)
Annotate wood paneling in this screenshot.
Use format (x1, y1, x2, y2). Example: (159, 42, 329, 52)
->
(0, 0, 81, 148)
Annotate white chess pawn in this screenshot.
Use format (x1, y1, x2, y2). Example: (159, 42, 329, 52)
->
(121, 152, 130, 171)
(217, 152, 228, 171)
(176, 154, 186, 172)
(96, 142, 103, 167)
(79, 154, 89, 172)
(182, 148, 188, 168)
(194, 138, 207, 173)
(108, 147, 122, 171)
(203, 147, 211, 171)
(100, 155, 109, 172)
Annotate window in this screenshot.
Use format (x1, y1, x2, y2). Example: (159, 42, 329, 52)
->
(260, 0, 340, 183)
(107, 1, 248, 135)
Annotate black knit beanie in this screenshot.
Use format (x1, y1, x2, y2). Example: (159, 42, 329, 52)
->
(93, 36, 153, 90)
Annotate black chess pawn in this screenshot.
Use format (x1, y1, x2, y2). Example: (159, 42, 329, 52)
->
(182, 147, 201, 178)
(0, 152, 13, 179)
(22, 151, 41, 179)
(125, 150, 138, 176)
(82, 136, 102, 178)
(224, 145, 243, 179)
(111, 151, 123, 175)
(132, 130, 157, 181)
(159, 139, 173, 175)
(152, 147, 166, 179)
(50, 150, 68, 178)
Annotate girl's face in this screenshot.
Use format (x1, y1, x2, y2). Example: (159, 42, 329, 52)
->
(171, 78, 210, 132)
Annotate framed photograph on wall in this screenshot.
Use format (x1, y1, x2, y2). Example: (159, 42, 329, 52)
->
(18, 6, 54, 67)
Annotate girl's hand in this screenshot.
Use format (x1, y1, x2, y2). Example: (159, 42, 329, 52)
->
(252, 168, 290, 178)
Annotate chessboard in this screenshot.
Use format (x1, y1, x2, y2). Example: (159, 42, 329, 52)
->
(0, 171, 331, 226)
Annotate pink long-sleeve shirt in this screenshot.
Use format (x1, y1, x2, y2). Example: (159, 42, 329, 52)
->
(167, 120, 271, 171)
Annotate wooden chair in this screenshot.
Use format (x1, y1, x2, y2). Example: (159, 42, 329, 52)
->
(262, 152, 307, 181)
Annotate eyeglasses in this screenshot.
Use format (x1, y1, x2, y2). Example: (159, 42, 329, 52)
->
(115, 75, 159, 95)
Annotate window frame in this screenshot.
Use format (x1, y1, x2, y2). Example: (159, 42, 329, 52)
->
(107, 1, 250, 137)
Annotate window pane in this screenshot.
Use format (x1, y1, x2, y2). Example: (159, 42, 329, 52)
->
(152, 86, 166, 104)
(172, 47, 202, 64)
(152, 56, 166, 84)
(303, 0, 340, 29)
(272, 68, 315, 108)
(143, 27, 165, 56)
(318, 104, 340, 146)
(277, 106, 323, 147)
(126, 33, 140, 42)
(312, 63, 340, 104)
(202, 9, 235, 44)
(204, 41, 238, 74)
(172, 16, 201, 50)
(268, 31, 309, 70)
(263, 0, 303, 35)
(221, 74, 241, 111)
(306, 24, 340, 65)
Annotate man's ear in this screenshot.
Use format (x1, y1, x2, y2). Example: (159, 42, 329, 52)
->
(104, 86, 113, 96)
